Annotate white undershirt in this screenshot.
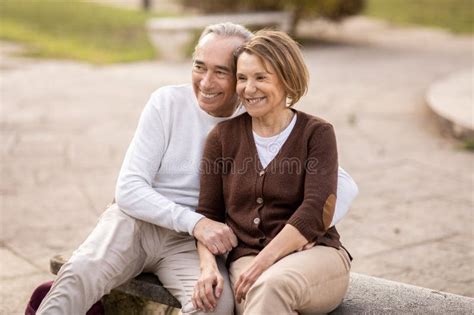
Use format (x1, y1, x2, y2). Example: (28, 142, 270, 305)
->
(253, 113, 298, 168)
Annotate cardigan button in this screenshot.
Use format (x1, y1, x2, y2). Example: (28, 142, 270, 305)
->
(256, 197, 264, 204)
(259, 170, 265, 176)
(253, 217, 261, 225)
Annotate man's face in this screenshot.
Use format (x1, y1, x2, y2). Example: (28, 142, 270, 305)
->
(192, 34, 244, 117)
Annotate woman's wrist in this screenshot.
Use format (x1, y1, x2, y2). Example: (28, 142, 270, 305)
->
(197, 241, 218, 271)
(254, 250, 277, 270)
(200, 259, 218, 272)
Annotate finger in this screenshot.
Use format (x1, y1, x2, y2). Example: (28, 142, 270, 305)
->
(229, 229, 238, 247)
(191, 289, 198, 310)
(215, 275, 224, 298)
(240, 281, 253, 301)
(303, 242, 316, 250)
(199, 282, 215, 311)
(208, 243, 219, 255)
(193, 288, 205, 311)
(214, 241, 227, 255)
(205, 281, 217, 308)
(220, 236, 233, 252)
(235, 277, 245, 303)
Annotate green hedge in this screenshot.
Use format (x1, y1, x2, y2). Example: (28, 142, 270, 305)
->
(0, 0, 162, 63)
(180, 0, 365, 34)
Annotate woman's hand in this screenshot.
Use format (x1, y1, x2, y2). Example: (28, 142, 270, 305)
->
(192, 266, 224, 312)
(234, 255, 273, 304)
(234, 224, 310, 304)
(297, 241, 316, 252)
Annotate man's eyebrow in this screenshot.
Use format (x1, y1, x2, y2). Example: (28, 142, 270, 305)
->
(193, 60, 232, 73)
(215, 65, 232, 72)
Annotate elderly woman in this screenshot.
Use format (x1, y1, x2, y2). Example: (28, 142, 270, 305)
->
(192, 30, 352, 314)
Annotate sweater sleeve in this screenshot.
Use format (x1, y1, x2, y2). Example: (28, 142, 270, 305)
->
(196, 126, 226, 223)
(331, 166, 358, 226)
(287, 123, 338, 242)
(115, 90, 203, 235)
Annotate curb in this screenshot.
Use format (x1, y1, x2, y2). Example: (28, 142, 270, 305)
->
(426, 69, 474, 141)
(332, 273, 474, 314)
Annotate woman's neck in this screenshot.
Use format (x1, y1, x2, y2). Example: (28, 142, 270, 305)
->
(252, 108, 294, 137)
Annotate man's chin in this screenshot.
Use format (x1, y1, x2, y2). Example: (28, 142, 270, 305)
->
(198, 102, 218, 114)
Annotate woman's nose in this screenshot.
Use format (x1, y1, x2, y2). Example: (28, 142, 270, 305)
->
(245, 80, 256, 93)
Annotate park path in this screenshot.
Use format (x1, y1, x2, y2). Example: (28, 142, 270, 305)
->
(0, 16, 473, 313)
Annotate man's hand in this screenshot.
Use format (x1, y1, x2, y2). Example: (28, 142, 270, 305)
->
(193, 218, 238, 255)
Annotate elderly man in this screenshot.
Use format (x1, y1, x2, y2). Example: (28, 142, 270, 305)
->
(37, 23, 358, 314)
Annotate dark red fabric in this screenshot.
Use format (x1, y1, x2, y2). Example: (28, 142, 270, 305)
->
(25, 281, 104, 315)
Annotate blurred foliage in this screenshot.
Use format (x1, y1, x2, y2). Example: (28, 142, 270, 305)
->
(462, 139, 474, 151)
(179, 0, 365, 34)
(365, 0, 473, 34)
(0, 0, 169, 63)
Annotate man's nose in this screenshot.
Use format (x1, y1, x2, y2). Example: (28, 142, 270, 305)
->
(200, 72, 214, 89)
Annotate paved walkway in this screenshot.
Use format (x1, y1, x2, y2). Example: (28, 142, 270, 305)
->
(0, 17, 473, 313)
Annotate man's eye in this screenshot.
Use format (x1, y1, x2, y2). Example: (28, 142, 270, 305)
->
(193, 64, 204, 71)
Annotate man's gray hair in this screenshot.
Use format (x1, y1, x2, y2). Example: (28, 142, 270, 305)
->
(198, 22, 253, 44)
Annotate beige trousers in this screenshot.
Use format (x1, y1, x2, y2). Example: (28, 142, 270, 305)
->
(229, 246, 350, 315)
(37, 204, 233, 315)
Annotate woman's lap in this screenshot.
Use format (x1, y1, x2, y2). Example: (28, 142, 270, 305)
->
(229, 246, 350, 315)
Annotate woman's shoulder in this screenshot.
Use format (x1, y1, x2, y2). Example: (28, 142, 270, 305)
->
(215, 112, 249, 133)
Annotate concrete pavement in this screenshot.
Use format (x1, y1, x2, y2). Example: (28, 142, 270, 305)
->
(1, 17, 473, 314)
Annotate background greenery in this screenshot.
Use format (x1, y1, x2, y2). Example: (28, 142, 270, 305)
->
(0, 0, 472, 64)
(365, 0, 473, 34)
(0, 0, 162, 63)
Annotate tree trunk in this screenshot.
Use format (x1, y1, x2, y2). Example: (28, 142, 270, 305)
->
(289, 7, 302, 37)
(142, 0, 151, 11)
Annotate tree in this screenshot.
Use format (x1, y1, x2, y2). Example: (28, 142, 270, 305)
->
(142, 0, 151, 11)
(179, 0, 365, 35)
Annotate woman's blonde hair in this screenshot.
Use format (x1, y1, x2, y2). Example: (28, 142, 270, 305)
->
(234, 30, 309, 107)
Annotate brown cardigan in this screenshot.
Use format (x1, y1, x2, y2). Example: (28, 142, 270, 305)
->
(197, 110, 342, 263)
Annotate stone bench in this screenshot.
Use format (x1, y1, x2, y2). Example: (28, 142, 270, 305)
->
(50, 255, 181, 313)
(146, 12, 292, 60)
(50, 255, 474, 314)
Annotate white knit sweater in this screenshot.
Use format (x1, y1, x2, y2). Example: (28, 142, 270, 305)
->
(115, 84, 244, 235)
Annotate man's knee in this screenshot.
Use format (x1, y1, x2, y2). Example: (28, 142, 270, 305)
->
(58, 255, 100, 283)
(214, 284, 234, 314)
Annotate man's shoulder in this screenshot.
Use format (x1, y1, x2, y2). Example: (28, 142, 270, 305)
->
(216, 111, 248, 132)
(151, 84, 194, 103)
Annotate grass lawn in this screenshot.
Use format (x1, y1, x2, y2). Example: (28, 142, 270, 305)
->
(364, 0, 473, 34)
(1, 0, 471, 64)
(0, 0, 171, 64)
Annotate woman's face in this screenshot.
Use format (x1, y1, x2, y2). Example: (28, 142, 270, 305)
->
(236, 52, 287, 119)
